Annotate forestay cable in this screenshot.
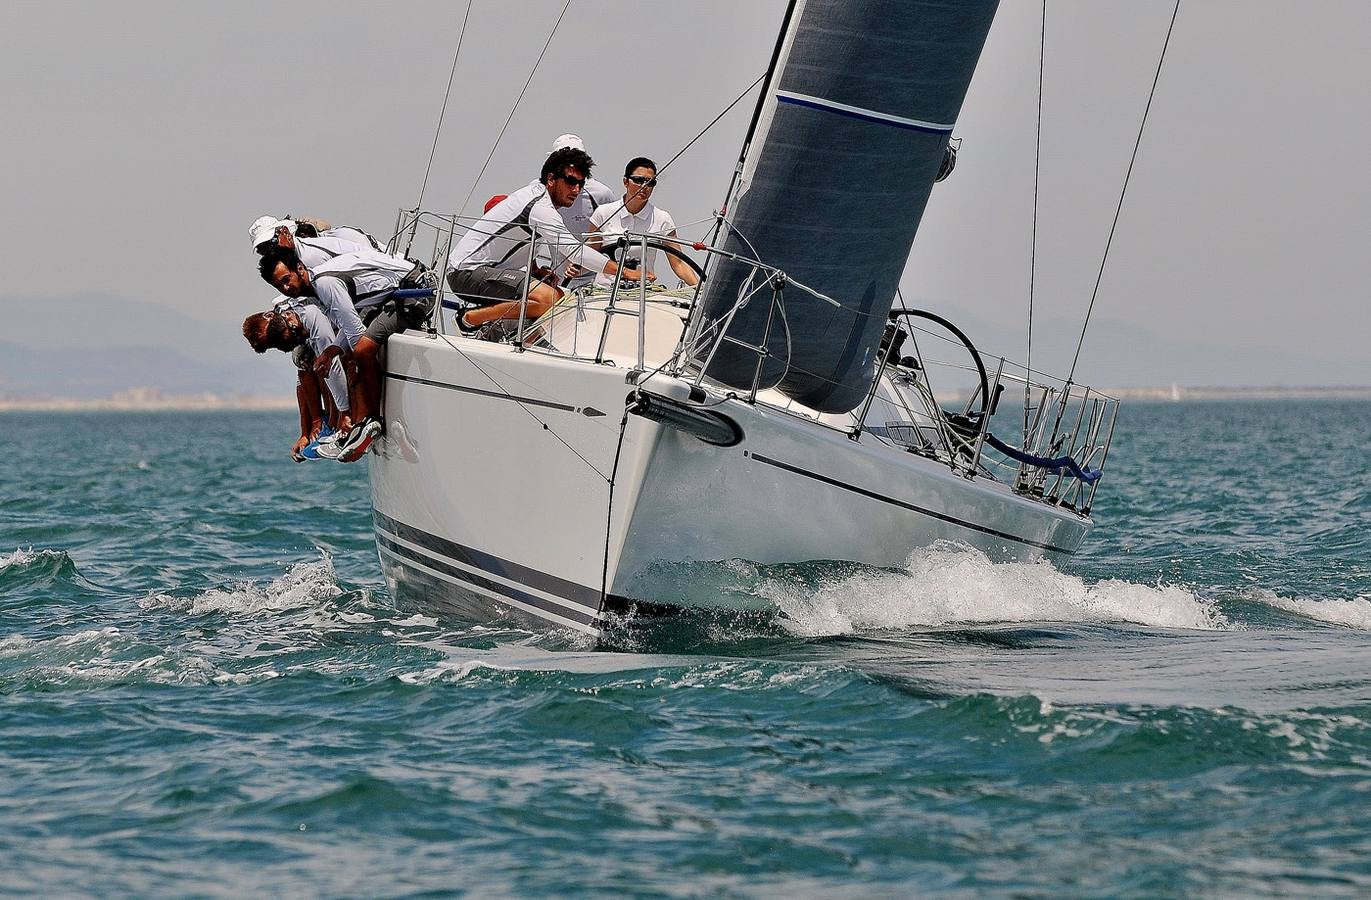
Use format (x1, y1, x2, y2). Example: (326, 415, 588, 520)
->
(1025, 0, 1046, 446)
(1067, 0, 1182, 383)
(414, 0, 472, 213)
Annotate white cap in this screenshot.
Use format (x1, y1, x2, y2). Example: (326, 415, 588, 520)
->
(249, 215, 295, 250)
(550, 133, 585, 153)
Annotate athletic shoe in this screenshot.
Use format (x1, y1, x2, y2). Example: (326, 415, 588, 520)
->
(455, 307, 482, 334)
(477, 319, 516, 343)
(337, 418, 383, 462)
(313, 431, 344, 460)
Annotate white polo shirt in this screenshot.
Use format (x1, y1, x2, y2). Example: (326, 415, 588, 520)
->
(588, 200, 678, 289)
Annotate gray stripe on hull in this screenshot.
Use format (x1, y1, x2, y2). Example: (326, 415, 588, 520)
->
(373, 511, 604, 612)
(376, 534, 599, 628)
(378, 545, 598, 635)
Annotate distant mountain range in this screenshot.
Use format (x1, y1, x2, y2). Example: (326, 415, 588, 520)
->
(2, 294, 292, 400)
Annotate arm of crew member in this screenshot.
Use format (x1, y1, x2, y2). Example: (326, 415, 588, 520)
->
(532, 204, 649, 283)
(314, 276, 366, 350)
(663, 229, 700, 287)
(323, 358, 350, 413)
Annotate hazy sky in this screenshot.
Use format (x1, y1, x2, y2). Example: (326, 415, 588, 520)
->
(2, 0, 1366, 387)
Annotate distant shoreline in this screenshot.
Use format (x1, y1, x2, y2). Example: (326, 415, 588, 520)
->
(2, 385, 1369, 413)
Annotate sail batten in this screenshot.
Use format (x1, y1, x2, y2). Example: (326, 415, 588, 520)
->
(694, 0, 1000, 413)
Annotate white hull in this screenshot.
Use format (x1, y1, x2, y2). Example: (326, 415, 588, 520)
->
(369, 329, 1090, 636)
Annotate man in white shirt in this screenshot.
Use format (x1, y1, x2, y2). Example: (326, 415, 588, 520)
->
(250, 216, 388, 272)
(547, 134, 615, 291)
(587, 157, 700, 290)
(446, 147, 649, 333)
(242, 300, 352, 460)
(548, 134, 615, 238)
(260, 247, 431, 461)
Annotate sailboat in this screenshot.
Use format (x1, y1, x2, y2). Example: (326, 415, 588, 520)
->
(369, 0, 1119, 636)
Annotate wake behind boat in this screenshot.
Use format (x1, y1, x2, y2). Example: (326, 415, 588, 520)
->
(365, 0, 1123, 635)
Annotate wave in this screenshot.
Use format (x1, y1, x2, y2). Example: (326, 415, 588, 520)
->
(139, 556, 343, 617)
(1246, 589, 1371, 630)
(757, 543, 1226, 636)
(0, 547, 80, 587)
(0, 627, 223, 686)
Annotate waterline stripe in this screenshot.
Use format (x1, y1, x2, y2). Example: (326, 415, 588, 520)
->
(775, 90, 954, 134)
(377, 544, 598, 634)
(373, 511, 603, 611)
(747, 453, 1078, 554)
(376, 532, 594, 622)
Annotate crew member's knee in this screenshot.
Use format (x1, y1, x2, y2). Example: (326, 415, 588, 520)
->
(355, 337, 381, 364)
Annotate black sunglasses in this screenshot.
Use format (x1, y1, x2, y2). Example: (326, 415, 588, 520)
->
(557, 172, 586, 188)
(626, 175, 657, 187)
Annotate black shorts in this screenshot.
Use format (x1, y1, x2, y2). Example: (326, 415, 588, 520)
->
(446, 265, 529, 307)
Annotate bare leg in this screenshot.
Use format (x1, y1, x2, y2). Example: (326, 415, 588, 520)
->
(353, 336, 382, 422)
(462, 282, 562, 327)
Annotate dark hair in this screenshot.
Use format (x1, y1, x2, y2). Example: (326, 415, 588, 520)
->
(540, 147, 594, 185)
(624, 157, 656, 178)
(258, 247, 301, 285)
(293, 221, 319, 238)
(243, 311, 272, 353)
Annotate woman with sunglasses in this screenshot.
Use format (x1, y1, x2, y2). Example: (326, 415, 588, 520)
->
(586, 157, 699, 290)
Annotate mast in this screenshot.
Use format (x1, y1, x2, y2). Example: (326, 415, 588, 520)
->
(692, 0, 1000, 414)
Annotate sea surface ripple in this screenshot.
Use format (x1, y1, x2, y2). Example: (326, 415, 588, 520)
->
(2, 403, 1369, 896)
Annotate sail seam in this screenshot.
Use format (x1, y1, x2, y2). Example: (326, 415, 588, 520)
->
(774, 90, 953, 133)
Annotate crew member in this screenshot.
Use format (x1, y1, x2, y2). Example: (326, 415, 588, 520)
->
(249, 216, 385, 271)
(242, 301, 352, 461)
(587, 157, 699, 289)
(259, 247, 432, 461)
(445, 147, 649, 333)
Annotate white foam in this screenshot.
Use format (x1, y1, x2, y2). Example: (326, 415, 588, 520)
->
(1, 547, 66, 570)
(764, 543, 1227, 636)
(1253, 590, 1371, 630)
(140, 557, 341, 616)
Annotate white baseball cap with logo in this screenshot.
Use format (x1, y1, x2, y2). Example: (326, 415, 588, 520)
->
(550, 133, 585, 153)
(249, 215, 296, 251)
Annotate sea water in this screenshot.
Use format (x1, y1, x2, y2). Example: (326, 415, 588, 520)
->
(2, 402, 1369, 896)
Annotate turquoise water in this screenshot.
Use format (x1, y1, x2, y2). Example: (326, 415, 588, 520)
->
(3, 402, 1370, 896)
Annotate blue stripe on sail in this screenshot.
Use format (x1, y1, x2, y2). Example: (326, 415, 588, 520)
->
(775, 91, 954, 135)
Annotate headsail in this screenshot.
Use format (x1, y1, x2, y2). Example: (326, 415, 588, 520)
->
(692, 0, 999, 413)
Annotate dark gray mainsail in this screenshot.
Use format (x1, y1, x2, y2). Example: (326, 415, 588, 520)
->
(692, 0, 999, 413)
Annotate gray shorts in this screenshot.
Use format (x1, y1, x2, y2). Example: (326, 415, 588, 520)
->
(446, 265, 529, 306)
(361, 294, 436, 344)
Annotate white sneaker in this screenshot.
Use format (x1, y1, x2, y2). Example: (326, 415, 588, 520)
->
(338, 418, 383, 462)
(314, 430, 344, 460)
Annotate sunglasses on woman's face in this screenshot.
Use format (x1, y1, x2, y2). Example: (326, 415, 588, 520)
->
(626, 175, 657, 187)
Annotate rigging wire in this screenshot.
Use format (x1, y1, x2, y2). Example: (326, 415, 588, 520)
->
(1025, 0, 1046, 446)
(434, 331, 611, 482)
(413, 0, 472, 214)
(654, 74, 766, 181)
(455, 0, 573, 219)
(1067, 0, 1182, 383)
(589, 73, 766, 229)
